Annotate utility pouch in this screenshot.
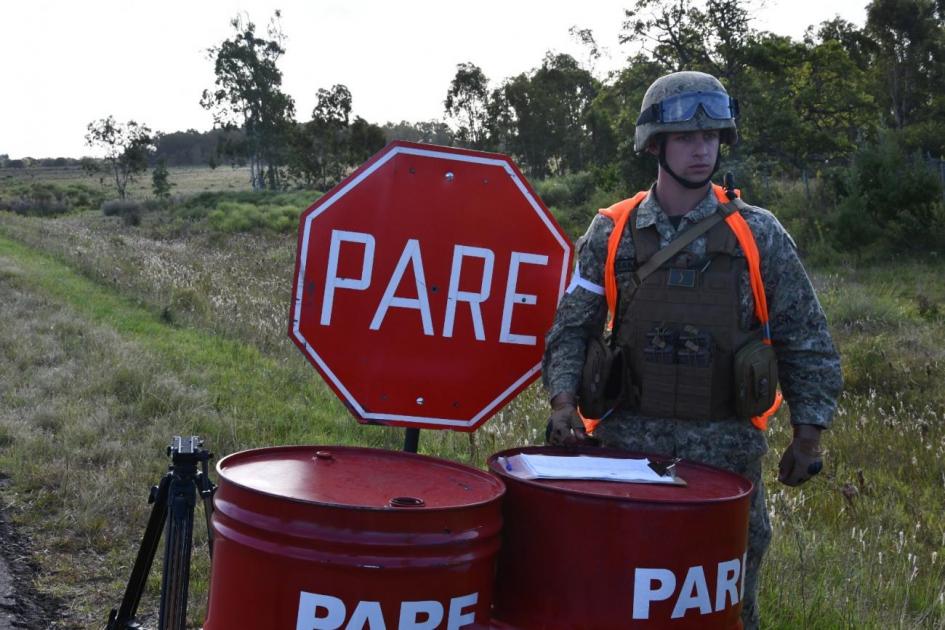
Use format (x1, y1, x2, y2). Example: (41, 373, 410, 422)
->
(578, 336, 627, 419)
(733, 339, 778, 419)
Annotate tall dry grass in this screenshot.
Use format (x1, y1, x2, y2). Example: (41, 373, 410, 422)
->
(0, 168, 943, 627)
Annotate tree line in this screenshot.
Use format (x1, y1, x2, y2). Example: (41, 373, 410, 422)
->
(439, 0, 945, 256)
(443, 0, 945, 182)
(64, 0, 945, 242)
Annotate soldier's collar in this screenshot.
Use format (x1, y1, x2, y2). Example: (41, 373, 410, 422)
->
(634, 187, 662, 229)
(636, 186, 718, 229)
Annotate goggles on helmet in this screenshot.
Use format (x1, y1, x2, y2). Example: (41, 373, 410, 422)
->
(636, 91, 739, 125)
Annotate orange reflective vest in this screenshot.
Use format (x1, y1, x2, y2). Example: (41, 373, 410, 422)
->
(584, 184, 782, 432)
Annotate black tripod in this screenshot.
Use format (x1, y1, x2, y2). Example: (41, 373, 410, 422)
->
(106, 436, 216, 630)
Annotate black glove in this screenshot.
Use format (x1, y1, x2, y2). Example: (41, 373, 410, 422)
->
(545, 393, 590, 446)
(778, 424, 824, 487)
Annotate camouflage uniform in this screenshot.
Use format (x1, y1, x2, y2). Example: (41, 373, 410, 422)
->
(541, 187, 842, 628)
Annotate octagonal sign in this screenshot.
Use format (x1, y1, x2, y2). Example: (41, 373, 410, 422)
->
(289, 141, 572, 431)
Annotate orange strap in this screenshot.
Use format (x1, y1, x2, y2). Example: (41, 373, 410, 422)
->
(712, 186, 770, 338)
(581, 410, 600, 436)
(588, 186, 781, 432)
(601, 191, 648, 325)
(751, 390, 783, 431)
(710, 185, 781, 429)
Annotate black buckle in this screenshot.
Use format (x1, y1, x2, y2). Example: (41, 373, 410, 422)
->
(635, 103, 661, 125)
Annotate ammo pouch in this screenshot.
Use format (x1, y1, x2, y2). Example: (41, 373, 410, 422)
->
(578, 336, 628, 419)
(733, 339, 778, 419)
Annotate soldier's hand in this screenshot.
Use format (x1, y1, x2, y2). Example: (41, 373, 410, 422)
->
(545, 393, 589, 446)
(778, 424, 823, 487)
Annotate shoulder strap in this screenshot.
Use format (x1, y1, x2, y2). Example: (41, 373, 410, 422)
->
(601, 186, 773, 340)
(712, 185, 782, 431)
(632, 211, 725, 286)
(600, 192, 728, 324)
(630, 220, 660, 264)
(711, 185, 770, 340)
(706, 215, 739, 254)
(599, 191, 647, 322)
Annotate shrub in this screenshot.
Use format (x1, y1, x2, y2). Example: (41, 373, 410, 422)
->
(172, 190, 319, 232)
(101, 199, 143, 226)
(820, 283, 907, 333)
(152, 159, 174, 199)
(207, 201, 301, 232)
(0, 183, 73, 217)
(828, 131, 945, 255)
(0, 182, 105, 216)
(534, 171, 596, 208)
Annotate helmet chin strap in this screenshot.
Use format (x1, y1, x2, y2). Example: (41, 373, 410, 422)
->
(658, 138, 721, 189)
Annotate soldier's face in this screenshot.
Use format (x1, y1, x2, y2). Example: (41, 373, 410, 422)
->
(658, 130, 720, 181)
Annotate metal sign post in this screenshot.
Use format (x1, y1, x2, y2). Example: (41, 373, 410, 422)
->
(403, 428, 420, 453)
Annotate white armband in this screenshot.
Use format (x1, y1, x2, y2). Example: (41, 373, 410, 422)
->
(566, 262, 605, 296)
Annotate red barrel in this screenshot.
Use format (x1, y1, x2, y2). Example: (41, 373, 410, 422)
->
(488, 446, 752, 630)
(204, 445, 505, 630)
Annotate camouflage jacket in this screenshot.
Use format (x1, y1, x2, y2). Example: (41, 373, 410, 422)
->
(541, 186, 842, 429)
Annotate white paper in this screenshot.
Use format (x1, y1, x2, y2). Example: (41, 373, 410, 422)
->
(500, 454, 677, 484)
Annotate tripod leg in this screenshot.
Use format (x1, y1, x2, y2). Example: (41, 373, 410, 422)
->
(107, 473, 171, 629)
(158, 471, 197, 630)
(198, 462, 216, 559)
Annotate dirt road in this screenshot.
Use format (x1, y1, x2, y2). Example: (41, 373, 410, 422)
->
(0, 489, 62, 629)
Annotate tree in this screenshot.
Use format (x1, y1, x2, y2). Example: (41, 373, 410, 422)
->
(620, 0, 755, 81)
(289, 85, 386, 189)
(866, 0, 943, 128)
(587, 55, 666, 190)
(730, 33, 877, 173)
(153, 128, 244, 166)
(152, 159, 174, 199)
(347, 116, 386, 164)
(570, 26, 605, 76)
(865, 0, 945, 152)
(830, 130, 945, 253)
(499, 53, 600, 177)
(201, 11, 296, 190)
(382, 120, 455, 145)
(444, 63, 492, 148)
(290, 84, 352, 188)
(84, 116, 154, 200)
(809, 17, 877, 71)
(313, 84, 352, 126)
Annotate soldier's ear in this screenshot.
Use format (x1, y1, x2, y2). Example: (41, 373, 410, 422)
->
(646, 135, 662, 156)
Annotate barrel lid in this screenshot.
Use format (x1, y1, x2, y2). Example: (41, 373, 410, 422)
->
(489, 446, 752, 504)
(218, 445, 504, 510)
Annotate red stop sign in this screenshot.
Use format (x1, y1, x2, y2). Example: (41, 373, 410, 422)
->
(289, 141, 572, 431)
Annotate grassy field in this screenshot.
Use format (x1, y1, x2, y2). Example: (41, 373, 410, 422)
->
(0, 166, 943, 628)
(0, 164, 254, 199)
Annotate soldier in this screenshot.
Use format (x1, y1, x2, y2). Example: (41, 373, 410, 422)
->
(541, 70, 842, 628)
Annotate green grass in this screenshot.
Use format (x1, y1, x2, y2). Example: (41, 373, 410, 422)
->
(0, 164, 254, 198)
(0, 231, 544, 627)
(0, 168, 944, 627)
(0, 235, 347, 627)
(0, 233, 426, 448)
(175, 189, 321, 233)
(0, 166, 322, 235)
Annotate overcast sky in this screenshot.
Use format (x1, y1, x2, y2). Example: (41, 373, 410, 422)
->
(1, 0, 870, 159)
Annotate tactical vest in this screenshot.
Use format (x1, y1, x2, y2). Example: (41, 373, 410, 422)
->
(586, 185, 781, 431)
(614, 214, 759, 420)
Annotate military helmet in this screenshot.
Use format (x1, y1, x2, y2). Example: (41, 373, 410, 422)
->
(634, 71, 739, 152)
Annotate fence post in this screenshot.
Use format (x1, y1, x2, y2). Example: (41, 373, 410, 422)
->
(940, 157, 945, 205)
